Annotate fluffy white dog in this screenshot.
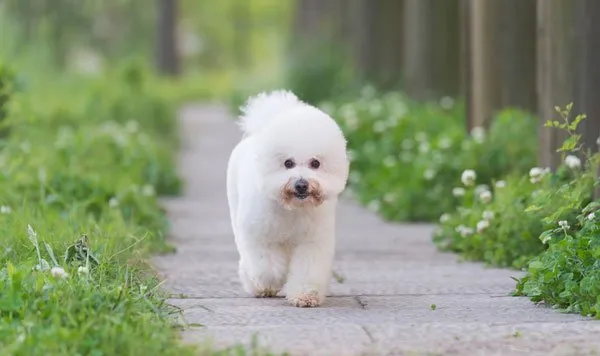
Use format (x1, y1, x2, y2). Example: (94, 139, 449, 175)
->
(226, 90, 349, 308)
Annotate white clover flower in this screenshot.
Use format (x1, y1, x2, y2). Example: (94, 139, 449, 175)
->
(455, 225, 474, 237)
(50, 266, 68, 279)
(529, 167, 550, 183)
(565, 155, 581, 169)
(125, 120, 139, 133)
(461, 169, 477, 187)
(479, 190, 492, 203)
(77, 266, 89, 275)
(452, 187, 466, 197)
(482, 210, 494, 220)
(369, 102, 383, 116)
(142, 185, 155, 197)
(558, 220, 570, 230)
(495, 180, 507, 189)
(0, 206, 11, 214)
(373, 121, 386, 133)
(587, 212, 595, 221)
(109, 197, 119, 208)
(439, 213, 451, 223)
(470, 126, 486, 143)
(383, 156, 397, 168)
(401, 139, 414, 150)
(367, 200, 381, 212)
(383, 193, 397, 203)
(476, 220, 490, 233)
(439, 137, 452, 149)
(439, 96, 455, 110)
(415, 132, 427, 142)
(475, 184, 490, 195)
(418, 142, 430, 153)
(424, 169, 436, 181)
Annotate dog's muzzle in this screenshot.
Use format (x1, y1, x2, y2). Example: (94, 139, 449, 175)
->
(293, 178, 309, 199)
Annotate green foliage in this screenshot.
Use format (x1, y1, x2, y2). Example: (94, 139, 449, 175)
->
(515, 201, 600, 319)
(321, 88, 537, 222)
(0, 59, 194, 354)
(284, 37, 355, 105)
(434, 104, 599, 318)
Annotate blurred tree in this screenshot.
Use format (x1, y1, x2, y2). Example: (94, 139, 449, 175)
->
(497, 0, 536, 112)
(573, 0, 600, 157)
(403, 0, 459, 102)
(536, 0, 573, 170)
(466, 0, 501, 129)
(155, 0, 180, 76)
(465, 0, 536, 130)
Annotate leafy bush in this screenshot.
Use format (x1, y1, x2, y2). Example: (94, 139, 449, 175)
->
(320, 88, 538, 221)
(0, 61, 193, 354)
(513, 106, 600, 318)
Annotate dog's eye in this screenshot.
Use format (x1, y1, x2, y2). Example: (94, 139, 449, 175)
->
(284, 159, 295, 169)
(310, 159, 321, 169)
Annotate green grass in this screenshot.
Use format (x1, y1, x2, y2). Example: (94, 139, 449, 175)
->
(0, 57, 202, 354)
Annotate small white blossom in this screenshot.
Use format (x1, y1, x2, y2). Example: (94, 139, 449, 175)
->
(415, 132, 427, 142)
(439, 96, 455, 110)
(142, 185, 155, 197)
(0, 206, 11, 214)
(125, 120, 139, 133)
(476, 220, 490, 233)
(439, 137, 452, 149)
(565, 155, 581, 169)
(558, 220, 570, 230)
(440, 213, 451, 223)
(461, 169, 477, 187)
(109, 197, 119, 208)
(383, 156, 397, 168)
(367, 200, 381, 212)
(475, 184, 490, 195)
(452, 187, 466, 197)
(383, 193, 397, 203)
(587, 212, 595, 221)
(455, 225, 474, 237)
(373, 121, 386, 133)
(418, 142, 430, 153)
(529, 167, 550, 183)
(470, 126, 486, 143)
(77, 266, 89, 275)
(495, 180, 507, 189)
(482, 210, 494, 220)
(424, 169, 436, 181)
(50, 267, 68, 279)
(479, 190, 492, 203)
(401, 139, 414, 150)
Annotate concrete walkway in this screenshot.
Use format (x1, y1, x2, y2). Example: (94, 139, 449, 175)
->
(154, 105, 600, 356)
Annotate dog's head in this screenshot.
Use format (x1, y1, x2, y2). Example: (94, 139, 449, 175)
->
(253, 106, 349, 209)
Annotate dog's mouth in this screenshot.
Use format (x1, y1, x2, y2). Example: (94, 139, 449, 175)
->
(294, 192, 309, 200)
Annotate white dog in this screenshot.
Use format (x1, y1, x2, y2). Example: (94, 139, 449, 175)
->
(226, 90, 349, 308)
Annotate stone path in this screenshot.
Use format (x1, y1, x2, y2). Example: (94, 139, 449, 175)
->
(154, 105, 600, 356)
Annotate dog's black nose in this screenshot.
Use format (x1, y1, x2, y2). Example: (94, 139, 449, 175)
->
(294, 179, 309, 194)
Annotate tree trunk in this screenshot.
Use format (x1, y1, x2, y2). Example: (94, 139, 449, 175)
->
(155, 0, 180, 76)
(536, 0, 574, 170)
(466, 0, 502, 129)
(572, 0, 600, 198)
(497, 0, 537, 112)
(403, 0, 460, 102)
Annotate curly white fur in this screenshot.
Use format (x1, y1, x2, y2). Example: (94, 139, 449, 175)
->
(227, 90, 349, 307)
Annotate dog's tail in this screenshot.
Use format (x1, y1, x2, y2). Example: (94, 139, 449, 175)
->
(238, 90, 302, 136)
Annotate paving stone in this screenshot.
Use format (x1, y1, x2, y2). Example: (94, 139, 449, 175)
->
(153, 104, 600, 356)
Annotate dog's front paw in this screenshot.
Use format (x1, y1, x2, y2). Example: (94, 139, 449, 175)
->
(288, 291, 322, 308)
(254, 288, 279, 298)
